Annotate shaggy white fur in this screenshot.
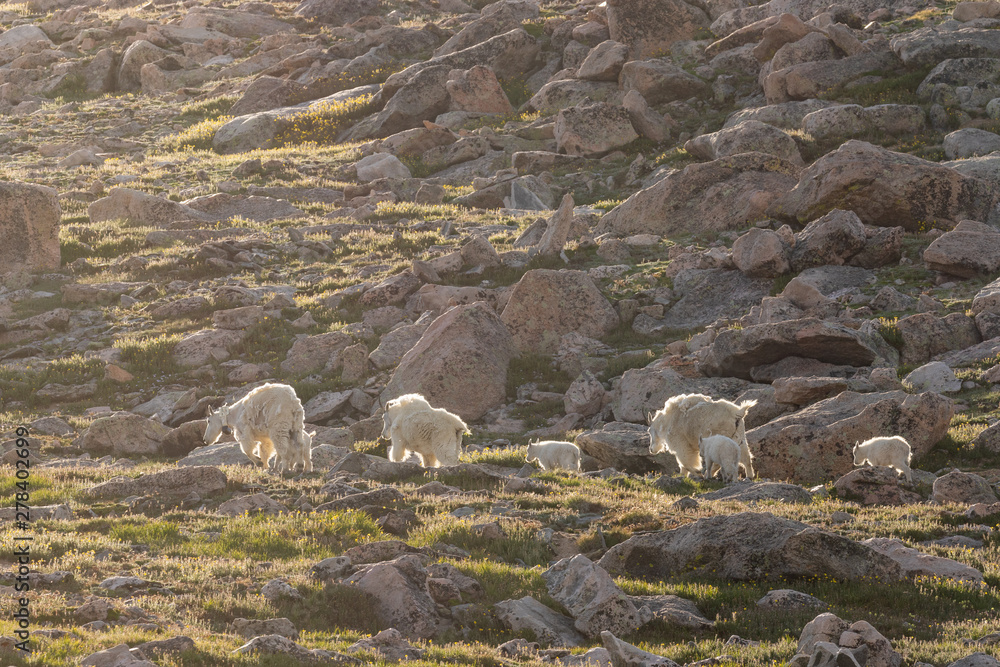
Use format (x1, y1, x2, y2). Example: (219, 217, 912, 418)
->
(699, 434, 741, 484)
(648, 393, 757, 479)
(381, 393, 469, 468)
(526, 439, 581, 471)
(204, 383, 313, 474)
(853, 435, 912, 483)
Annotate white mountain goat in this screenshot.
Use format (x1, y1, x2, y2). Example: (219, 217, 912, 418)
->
(648, 393, 757, 479)
(853, 435, 912, 483)
(699, 434, 741, 484)
(203, 383, 313, 473)
(526, 439, 581, 471)
(381, 393, 469, 468)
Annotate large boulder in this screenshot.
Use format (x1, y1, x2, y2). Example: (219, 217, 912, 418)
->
(699, 318, 893, 380)
(542, 555, 650, 638)
(764, 41, 898, 104)
(923, 220, 1000, 278)
(932, 470, 999, 505)
(863, 538, 984, 585)
(767, 141, 999, 230)
(501, 270, 619, 354)
(555, 103, 638, 157)
(618, 59, 709, 106)
(0, 182, 60, 279)
(293, 0, 380, 26)
(656, 269, 773, 330)
(607, 0, 711, 59)
(576, 422, 679, 474)
(746, 391, 954, 484)
(118, 40, 171, 92)
(494, 597, 585, 648)
(732, 228, 790, 278)
(280, 331, 352, 375)
(802, 104, 926, 144)
(89, 188, 214, 227)
(894, 312, 981, 365)
(892, 27, 1000, 68)
(342, 555, 453, 640)
(85, 466, 227, 499)
(597, 152, 800, 236)
(684, 120, 802, 165)
(833, 467, 921, 506)
(598, 512, 903, 582)
(79, 412, 171, 457)
(381, 302, 516, 421)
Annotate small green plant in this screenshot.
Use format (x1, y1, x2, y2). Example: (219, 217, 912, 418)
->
(114, 332, 183, 375)
(876, 316, 904, 350)
(161, 115, 232, 151)
(273, 95, 377, 147)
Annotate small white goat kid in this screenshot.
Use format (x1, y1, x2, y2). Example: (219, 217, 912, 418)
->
(698, 434, 741, 484)
(648, 393, 757, 479)
(381, 393, 469, 468)
(526, 439, 582, 471)
(853, 435, 912, 483)
(204, 383, 314, 474)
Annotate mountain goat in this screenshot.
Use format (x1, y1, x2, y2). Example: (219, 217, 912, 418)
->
(853, 435, 912, 483)
(204, 383, 313, 474)
(526, 439, 581, 471)
(699, 435, 741, 484)
(381, 393, 469, 468)
(648, 393, 757, 479)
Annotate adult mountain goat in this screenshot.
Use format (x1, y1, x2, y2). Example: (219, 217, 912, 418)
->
(648, 393, 757, 478)
(381, 393, 469, 468)
(204, 383, 314, 474)
(853, 435, 912, 483)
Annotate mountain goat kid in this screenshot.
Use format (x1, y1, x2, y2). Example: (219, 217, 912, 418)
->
(526, 439, 581, 471)
(648, 393, 757, 479)
(699, 435, 741, 484)
(853, 435, 912, 483)
(381, 393, 469, 468)
(203, 383, 314, 474)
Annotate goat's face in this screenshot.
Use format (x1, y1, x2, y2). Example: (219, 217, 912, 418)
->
(380, 410, 394, 440)
(203, 407, 229, 445)
(647, 423, 666, 455)
(852, 443, 864, 465)
(525, 441, 538, 463)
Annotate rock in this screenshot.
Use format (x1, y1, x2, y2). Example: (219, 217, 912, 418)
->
(732, 228, 790, 278)
(768, 141, 998, 230)
(902, 361, 962, 393)
(973, 420, 1000, 453)
(293, 0, 379, 26)
(85, 466, 227, 499)
(945, 128, 1000, 160)
(0, 504, 72, 521)
(89, 187, 214, 227)
(0, 182, 60, 279)
(895, 312, 981, 365)
(501, 270, 619, 354)
(347, 628, 425, 661)
(524, 80, 621, 114)
(542, 555, 650, 638)
(261, 579, 302, 601)
(725, 99, 837, 130)
(136, 636, 196, 657)
(597, 153, 800, 237)
(461, 235, 502, 268)
(863, 538, 983, 584)
(699, 318, 892, 380)
(607, 0, 711, 59)
(789, 209, 867, 271)
(494, 596, 586, 648)
(932, 470, 999, 505)
(446, 66, 513, 113)
(381, 302, 515, 421)
(772, 376, 848, 406)
(564, 371, 605, 417)
(355, 154, 412, 183)
(217, 493, 285, 516)
(231, 618, 298, 640)
(178, 442, 253, 467)
(80, 644, 156, 667)
(834, 467, 920, 506)
(757, 589, 826, 610)
(622, 90, 674, 142)
(79, 412, 170, 457)
(695, 481, 813, 504)
(892, 26, 1000, 68)
(555, 103, 638, 157)
(172, 329, 247, 368)
(280, 331, 352, 375)
(233, 634, 356, 663)
(370, 322, 429, 370)
(578, 40, 630, 81)
(212, 306, 265, 330)
(361, 272, 422, 308)
(601, 631, 680, 667)
(627, 595, 713, 630)
(685, 121, 802, 165)
(577, 422, 678, 474)
(747, 391, 954, 484)
(599, 512, 902, 582)
(973, 275, 1000, 315)
(947, 655, 1000, 667)
(619, 59, 709, 106)
(311, 556, 353, 581)
(161, 420, 210, 458)
(924, 221, 1000, 278)
(343, 555, 451, 639)
(118, 40, 171, 92)
(803, 104, 926, 143)
(536, 194, 575, 257)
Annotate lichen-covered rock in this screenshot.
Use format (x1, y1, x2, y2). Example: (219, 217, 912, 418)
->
(0, 182, 60, 280)
(685, 120, 802, 165)
(932, 470, 999, 505)
(607, 0, 711, 59)
(555, 103, 638, 157)
(542, 555, 650, 637)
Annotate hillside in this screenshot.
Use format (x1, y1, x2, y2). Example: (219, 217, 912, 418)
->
(0, 0, 999, 665)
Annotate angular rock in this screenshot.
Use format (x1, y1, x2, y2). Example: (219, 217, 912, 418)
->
(834, 467, 920, 506)
(607, 0, 711, 59)
(343, 555, 451, 640)
(924, 221, 1000, 278)
(0, 182, 60, 279)
(618, 59, 709, 106)
(85, 466, 227, 499)
(577, 422, 679, 474)
(732, 228, 790, 278)
(746, 391, 954, 484)
(555, 103, 638, 157)
(601, 631, 680, 667)
(685, 121, 802, 165)
(501, 270, 619, 354)
(895, 312, 981, 365)
(494, 596, 586, 648)
(381, 302, 515, 421)
(599, 512, 902, 582)
(932, 470, 999, 505)
(543, 555, 649, 638)
(79, 412, 171, 457)
(863, 538, 983, 584)
(902, 361, 962, 393)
